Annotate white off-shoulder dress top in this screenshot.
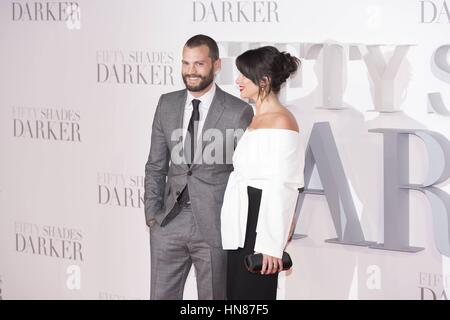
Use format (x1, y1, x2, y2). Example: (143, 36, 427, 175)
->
(220, 128, 305, 259)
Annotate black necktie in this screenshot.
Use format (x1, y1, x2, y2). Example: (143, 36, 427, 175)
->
(184, 99, 200, 166)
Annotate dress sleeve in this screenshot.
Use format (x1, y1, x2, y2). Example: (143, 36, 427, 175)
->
(253, 132, 305, 259)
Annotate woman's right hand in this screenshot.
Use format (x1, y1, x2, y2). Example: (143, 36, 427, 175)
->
(260, 254, 283, 275)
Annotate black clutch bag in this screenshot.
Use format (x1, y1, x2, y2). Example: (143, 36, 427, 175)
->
(244, 251, 293, 273)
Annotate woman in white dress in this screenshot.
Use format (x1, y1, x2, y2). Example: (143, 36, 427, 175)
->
(221, 46, 305, 300)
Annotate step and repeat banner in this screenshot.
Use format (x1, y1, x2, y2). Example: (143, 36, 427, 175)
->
(1, 0, 450, 300)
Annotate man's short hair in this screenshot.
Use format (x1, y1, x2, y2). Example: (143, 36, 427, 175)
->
(185, 34, 219, 62)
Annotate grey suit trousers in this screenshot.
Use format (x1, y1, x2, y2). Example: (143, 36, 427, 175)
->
(150, 204, 227, 300)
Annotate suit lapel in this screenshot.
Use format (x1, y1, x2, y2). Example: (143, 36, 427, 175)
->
(192, 85, 226, 167)
(201, 86, 226, 146)
(177, 90, 187, 133)
(167, 89, 188, 169)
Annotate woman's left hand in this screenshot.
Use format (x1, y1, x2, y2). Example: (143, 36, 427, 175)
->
(260, 254, 283, 275)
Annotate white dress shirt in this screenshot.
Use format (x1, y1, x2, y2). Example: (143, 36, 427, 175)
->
(220, 128, 305, 259)
(182, 83, 216, 146)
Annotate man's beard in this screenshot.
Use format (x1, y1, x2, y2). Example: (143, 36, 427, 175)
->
(182, 68, 215, 92)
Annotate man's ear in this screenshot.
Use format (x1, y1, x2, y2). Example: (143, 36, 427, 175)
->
(214, 58, 221, 74)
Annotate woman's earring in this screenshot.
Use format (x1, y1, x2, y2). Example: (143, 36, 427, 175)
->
(260, 87, 266, 100)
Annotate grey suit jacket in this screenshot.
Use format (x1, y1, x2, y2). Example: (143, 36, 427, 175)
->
(144, 85, 254, 247)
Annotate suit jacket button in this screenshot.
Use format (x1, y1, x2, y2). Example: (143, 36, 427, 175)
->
(176, 191, 181, 196)
(187, 171, 192, 176)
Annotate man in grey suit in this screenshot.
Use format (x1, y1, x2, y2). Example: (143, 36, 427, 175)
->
(144, 34, 254, 300)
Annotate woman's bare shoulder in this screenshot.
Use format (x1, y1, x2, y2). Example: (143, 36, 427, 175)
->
(267, 109, 299, 132)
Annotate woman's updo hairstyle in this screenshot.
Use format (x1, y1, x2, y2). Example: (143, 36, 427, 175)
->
(235, 46, 300, 101)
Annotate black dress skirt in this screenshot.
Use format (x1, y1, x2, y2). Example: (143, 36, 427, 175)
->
(226, 186, 278, 300)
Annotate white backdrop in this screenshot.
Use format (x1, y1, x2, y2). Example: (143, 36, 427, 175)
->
(1, 0, 450, 299)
